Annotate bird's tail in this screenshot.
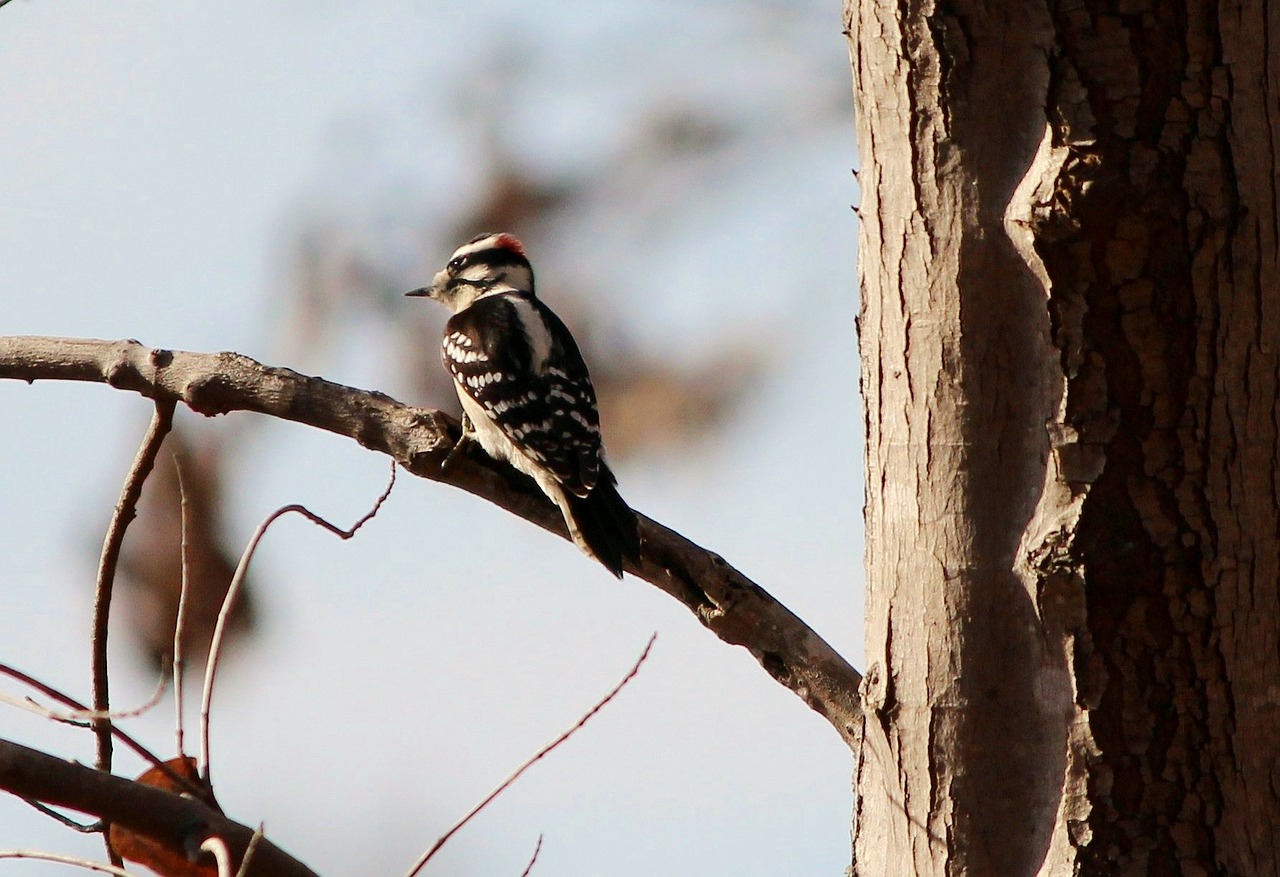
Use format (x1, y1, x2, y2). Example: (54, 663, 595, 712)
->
(563, 478, 641, 579)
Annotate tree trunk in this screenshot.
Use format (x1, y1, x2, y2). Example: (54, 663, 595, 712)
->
(844, 0, 1280, 872)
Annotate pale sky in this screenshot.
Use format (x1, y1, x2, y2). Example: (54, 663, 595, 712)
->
(0, 2, 864, 875)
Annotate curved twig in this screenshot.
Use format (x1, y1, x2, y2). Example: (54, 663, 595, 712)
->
(199, 465, 397, 780)
(92, 400, 175, 778)
(19, 802, 101, 833)
(201, 836, 233, 877)
(91, 399, 175, 867)
(1, 668, 167, 725)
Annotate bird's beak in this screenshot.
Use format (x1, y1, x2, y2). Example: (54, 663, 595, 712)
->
(408, 270, 450, 299)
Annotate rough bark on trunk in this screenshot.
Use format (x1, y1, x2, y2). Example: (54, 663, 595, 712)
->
(844, 0, 1279, 872)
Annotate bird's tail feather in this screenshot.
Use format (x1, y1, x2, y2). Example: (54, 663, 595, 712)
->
(564, 480, 641, 579)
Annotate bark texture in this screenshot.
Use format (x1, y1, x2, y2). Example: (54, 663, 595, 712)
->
(846, 0, 1279, 872)
(1040, 0, 1280, 872)
(845, 1, 1069, 873)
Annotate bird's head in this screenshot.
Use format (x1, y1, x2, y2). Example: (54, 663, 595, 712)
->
(406, 232, 534, 313)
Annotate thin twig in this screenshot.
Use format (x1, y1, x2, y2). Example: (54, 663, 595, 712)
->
(2, 664, 167, 723)
(173, 452, 192, 758)
(19, 800, 102, 833)
(519, 835, 544, 877)
(403, 634, 657, 877)
(201, 836, 233, 877)
(0, 849, 139, 877)
(198, 462, 397, 780)
(233, 823, 266, 877)
(0, 688, 90, 726)
(91, 399, 175, 870)
(0, 662, 207, 800)
(92, 400, 176, 784)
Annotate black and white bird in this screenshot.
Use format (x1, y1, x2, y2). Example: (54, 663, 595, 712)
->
(406, 232, 641, 577)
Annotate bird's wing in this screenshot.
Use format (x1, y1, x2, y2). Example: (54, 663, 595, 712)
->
(445, 296, 604, 496)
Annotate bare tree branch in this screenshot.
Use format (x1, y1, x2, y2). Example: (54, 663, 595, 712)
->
(0, 335, 862, 743)
(0, 738, 320, 877)
(90, 399, 175, 866)
(93, 401, 175, 778)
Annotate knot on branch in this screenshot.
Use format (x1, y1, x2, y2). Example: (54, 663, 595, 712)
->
(182, 373, 236, 417)
(105, 340, 145, 390)
(760, 650, 791, 684)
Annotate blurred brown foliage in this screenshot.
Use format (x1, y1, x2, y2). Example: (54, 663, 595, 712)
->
(113, 429, 255, 671)
(278, 111, 766, 454)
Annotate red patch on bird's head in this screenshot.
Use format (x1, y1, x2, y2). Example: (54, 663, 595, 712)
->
(491, 233, 525, 256)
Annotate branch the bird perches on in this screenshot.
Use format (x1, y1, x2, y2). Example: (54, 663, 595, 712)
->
(0, 335, 862, 744)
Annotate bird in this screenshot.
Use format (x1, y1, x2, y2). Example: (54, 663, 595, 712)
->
(406, 232, 641, 577)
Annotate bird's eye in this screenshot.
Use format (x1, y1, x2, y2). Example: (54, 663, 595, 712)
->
(448, 255, 467, 272)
